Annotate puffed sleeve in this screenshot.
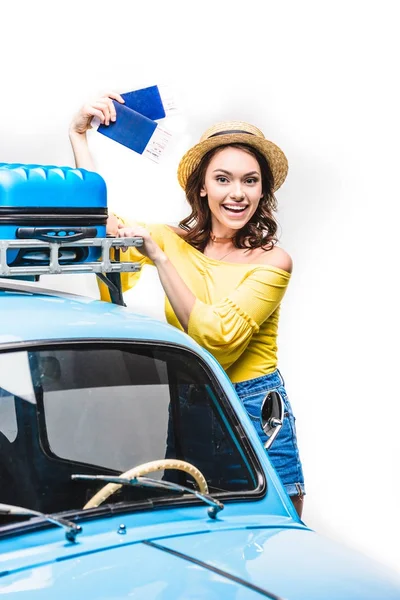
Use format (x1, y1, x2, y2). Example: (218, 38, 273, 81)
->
(187, 267, 290, 370)
(98, 221, 166, 302)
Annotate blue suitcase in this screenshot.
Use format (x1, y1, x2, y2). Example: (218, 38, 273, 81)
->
(0, 163, 107, 266)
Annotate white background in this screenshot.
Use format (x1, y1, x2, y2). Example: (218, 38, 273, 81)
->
(1, 0, 399, 575)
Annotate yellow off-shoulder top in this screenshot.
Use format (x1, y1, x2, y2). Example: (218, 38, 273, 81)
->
(99, 224, 291, 384)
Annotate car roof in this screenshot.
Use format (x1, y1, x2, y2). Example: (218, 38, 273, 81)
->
(0, 282, 200, 351)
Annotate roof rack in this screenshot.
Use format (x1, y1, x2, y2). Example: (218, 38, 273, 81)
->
(0, 236, 144, 306)
(0, 237, 142, 277)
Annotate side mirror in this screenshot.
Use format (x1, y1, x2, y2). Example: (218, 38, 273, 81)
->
(260, 390, 284, 450)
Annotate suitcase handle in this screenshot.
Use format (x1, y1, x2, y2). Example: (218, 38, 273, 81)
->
(16, 227, 98, 244)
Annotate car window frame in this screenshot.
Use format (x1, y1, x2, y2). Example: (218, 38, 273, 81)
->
(0, 338, 267, 526)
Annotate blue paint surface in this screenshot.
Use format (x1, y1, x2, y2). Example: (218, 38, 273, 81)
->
(1, 289, 400, 598)
(1, 510, 399, 599)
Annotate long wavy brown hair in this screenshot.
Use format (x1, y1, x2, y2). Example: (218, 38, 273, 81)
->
(179, 143, 279, 252)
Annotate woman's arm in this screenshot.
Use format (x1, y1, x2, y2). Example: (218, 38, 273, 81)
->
(118, 223, 195, 331)
(117, 223, 291, 361)
(186, 268, 290, 369)
(153, 254, 196, 331)
(68, 131, 95, 171)
(69, 95, 192, 315)
(68, 92, 125, 170)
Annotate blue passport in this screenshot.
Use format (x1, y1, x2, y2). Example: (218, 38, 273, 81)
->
(121, 85, 166, 120)
(93, 85, 174, 161)
(97, 102, 157, 155)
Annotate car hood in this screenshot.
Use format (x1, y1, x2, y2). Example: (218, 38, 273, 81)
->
(1, 527, 399, 599)
(157, 527, 400, 599)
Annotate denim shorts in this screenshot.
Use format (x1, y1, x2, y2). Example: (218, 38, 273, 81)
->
(234, 369, 305, 497)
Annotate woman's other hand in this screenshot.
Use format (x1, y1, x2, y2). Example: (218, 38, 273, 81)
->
(117, 223, 165, 263)
(69, 92, 125, 135)
(106, 213, 123, 236)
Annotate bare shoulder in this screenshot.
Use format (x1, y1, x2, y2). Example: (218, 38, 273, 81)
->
(256, 245, 293, 273)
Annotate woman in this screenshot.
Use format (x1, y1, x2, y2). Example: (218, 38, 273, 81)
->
(69, 93, 305, 517)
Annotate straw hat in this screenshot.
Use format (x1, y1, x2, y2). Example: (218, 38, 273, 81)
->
(177, 121, 288, 191)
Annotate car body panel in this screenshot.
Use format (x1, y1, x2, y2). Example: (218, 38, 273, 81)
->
(0, 537, 267, 599)
(0, 290, 201, 348)
(1, 514, 399, 599)
(158, 527, 400, 600)
(1, 288, 400, 599)
(0, 508, 303, 571)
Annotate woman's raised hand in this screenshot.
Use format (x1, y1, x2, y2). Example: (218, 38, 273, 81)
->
(69, 92, 125, 135)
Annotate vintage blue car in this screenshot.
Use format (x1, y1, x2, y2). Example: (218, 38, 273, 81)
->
(0, 161, 399, 598)
(1, 273, 400, 599)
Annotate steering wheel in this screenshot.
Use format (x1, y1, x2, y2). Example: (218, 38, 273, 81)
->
(83, 459, 209, 509)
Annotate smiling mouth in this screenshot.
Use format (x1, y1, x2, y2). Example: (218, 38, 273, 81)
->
(221, 205, 248, 214)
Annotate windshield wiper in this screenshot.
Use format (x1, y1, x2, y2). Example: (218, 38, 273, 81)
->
(72, 474, 224, 519)
(0, 503, 82, 543)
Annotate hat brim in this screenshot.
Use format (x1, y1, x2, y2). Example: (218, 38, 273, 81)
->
(177, 133, 288, 191)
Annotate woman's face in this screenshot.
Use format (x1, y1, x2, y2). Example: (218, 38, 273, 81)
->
(201, 146, 263, 233)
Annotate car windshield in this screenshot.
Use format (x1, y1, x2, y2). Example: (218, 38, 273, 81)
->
(0, 343, 259, 520)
